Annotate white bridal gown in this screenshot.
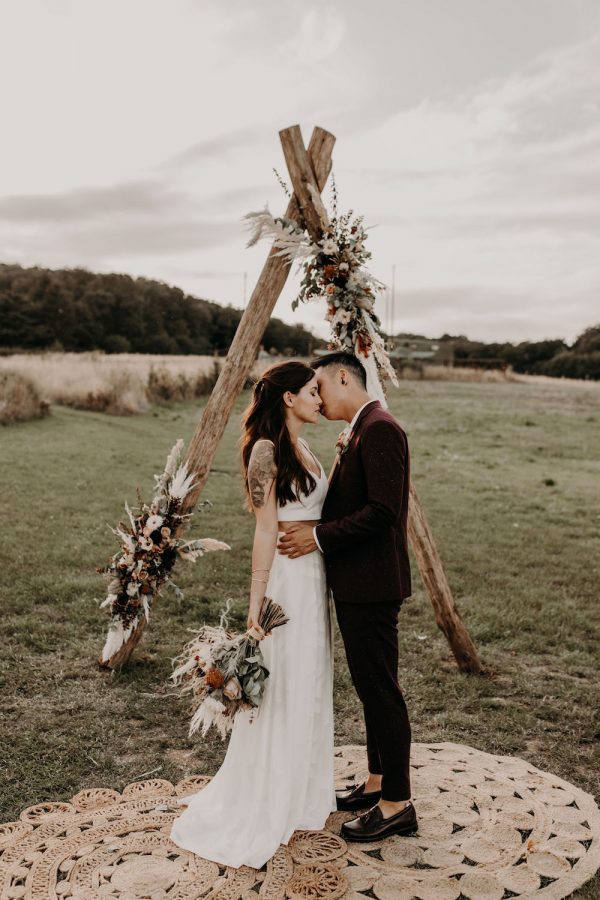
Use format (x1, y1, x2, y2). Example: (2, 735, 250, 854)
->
(170, 438, 336, 870)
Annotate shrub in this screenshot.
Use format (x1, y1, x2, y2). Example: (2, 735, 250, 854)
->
(58, 369, 149, 415)
(538, 351, 600, 380)
(0, 370, 51, 425)
(194, 360, 222, 397)
(146, 360, 222, 404)
(147, 365, 195, 404)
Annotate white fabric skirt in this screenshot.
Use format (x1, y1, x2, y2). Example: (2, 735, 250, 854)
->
(170, 539, 337, 869)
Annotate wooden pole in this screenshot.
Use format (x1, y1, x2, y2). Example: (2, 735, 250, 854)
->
(101, 125, 335, 669)
(279, 129, 485, 676)
(180, 125, 335, 517)
(408, 482, 485, 673)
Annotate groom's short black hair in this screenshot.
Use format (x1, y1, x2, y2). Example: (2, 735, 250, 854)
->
(310, 351, 367, 389)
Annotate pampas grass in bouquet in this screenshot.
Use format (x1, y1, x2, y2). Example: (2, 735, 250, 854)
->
(171, 598, 289, 739)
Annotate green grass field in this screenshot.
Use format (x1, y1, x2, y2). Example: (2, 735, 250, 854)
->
(1, 379, 599, 894)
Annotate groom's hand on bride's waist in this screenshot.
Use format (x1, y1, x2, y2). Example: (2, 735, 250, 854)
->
(277, 523, 317, 558)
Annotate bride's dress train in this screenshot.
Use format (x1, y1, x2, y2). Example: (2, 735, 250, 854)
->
(170, 440, 336, 869)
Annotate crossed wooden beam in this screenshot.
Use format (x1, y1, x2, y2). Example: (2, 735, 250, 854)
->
(102, 124, 484, 675)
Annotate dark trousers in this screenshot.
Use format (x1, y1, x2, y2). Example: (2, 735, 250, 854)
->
(335, 600, 411, 801)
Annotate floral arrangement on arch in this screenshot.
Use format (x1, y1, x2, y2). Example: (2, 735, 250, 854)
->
(244, 175, 398, 401)
(98, 439, 229, 663)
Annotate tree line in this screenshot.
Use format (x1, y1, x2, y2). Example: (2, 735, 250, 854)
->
(438, 327, 600, 380)
(0, 263, 320, 357)
(1, 262, 597, 379)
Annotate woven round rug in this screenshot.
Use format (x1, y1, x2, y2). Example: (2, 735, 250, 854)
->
(1, 743, 599, 899)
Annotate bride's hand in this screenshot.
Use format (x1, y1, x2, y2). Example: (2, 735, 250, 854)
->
(247, 623, 266, 641)
(246, 611, 269, 641)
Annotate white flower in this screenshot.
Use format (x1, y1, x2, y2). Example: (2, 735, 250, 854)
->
(169, 463, 197, 501)
(204, 695, 229, 727)
(197, 538, 230, 552)
(138, 535, 153, 551)
(126, 581, 140, 597)
(113, 527, 135, 552)
(334, 309, 352, 325)
(356, 295, 374, 311)
(189, 696, 228, 737)
(223, 677, 242, 700)
(153, 439, 184, 499)
(164, 439, 184, 479)
(101, 619, 135, 663)
(171, 656, 198, 682)
(338, 262, 349, 272)
(178, 537, 230, 562)
(321, 239, 338, 255)
(145, 514, 163, 531)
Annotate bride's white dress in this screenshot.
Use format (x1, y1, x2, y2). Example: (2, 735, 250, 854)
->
(170, 438, 336, 870)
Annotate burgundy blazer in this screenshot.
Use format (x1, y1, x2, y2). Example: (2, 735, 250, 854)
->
(315, 401, 411, 605)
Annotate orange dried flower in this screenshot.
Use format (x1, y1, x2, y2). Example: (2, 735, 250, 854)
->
(205, 667, 226, 689)
(356, 334, 371, 356)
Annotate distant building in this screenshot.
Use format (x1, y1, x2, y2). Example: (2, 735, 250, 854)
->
(389, 335, 454, 366)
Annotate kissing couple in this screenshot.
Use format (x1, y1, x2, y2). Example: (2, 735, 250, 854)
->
(170, 351, 416, 869)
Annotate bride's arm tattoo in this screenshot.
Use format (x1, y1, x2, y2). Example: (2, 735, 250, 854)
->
(248, 442, 276, 509)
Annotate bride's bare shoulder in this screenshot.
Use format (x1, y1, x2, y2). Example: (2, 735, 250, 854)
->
(249, 437, 275, 459)
(248, 439, 277, 509)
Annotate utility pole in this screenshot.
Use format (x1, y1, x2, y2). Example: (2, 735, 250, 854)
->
(390, 264, 396, 341)
(384, 285, 390, 344)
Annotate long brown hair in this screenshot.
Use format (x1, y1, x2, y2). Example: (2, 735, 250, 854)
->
(240, 360, 317, 507)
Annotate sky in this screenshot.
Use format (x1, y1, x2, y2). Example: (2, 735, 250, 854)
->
(0, 0, 599, 343)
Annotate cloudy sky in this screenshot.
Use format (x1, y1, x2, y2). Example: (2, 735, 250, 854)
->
(0, 0, 598, 342)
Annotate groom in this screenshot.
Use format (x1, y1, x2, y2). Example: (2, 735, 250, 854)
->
(277, 351, 417, 841)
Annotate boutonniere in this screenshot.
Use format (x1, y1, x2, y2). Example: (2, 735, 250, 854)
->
(335, 426, 353, 462)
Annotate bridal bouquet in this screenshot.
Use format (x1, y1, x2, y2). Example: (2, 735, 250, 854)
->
(98, 439, 230, 663)
(172, 598, 289, 740)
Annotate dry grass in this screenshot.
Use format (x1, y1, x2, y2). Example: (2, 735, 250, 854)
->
(510, 370, 600, 388)
(2, 352, 597, 423)
(0, 370, 50, 425)
(0, 352, 220, 408)
(397, 364, 510, 383)
(0, 352, 240, 417)
(398, 363, 600, 388)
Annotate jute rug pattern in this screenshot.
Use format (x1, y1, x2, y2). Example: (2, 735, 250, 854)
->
(1, 743, 598, 899)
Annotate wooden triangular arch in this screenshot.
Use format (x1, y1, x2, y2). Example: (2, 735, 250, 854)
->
(101, 124, 484, 675)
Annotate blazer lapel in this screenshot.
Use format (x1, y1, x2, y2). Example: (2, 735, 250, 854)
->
(326, 400, 381, 491)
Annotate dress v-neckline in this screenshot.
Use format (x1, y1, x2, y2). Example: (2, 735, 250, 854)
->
(298, 438, 325, 481)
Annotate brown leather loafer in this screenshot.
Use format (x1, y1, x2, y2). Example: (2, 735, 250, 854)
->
(341, 801, 418, 842)
(336, 782, 382, 812)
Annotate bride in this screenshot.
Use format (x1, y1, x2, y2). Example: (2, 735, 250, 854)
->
(170, 360, 336, 869)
